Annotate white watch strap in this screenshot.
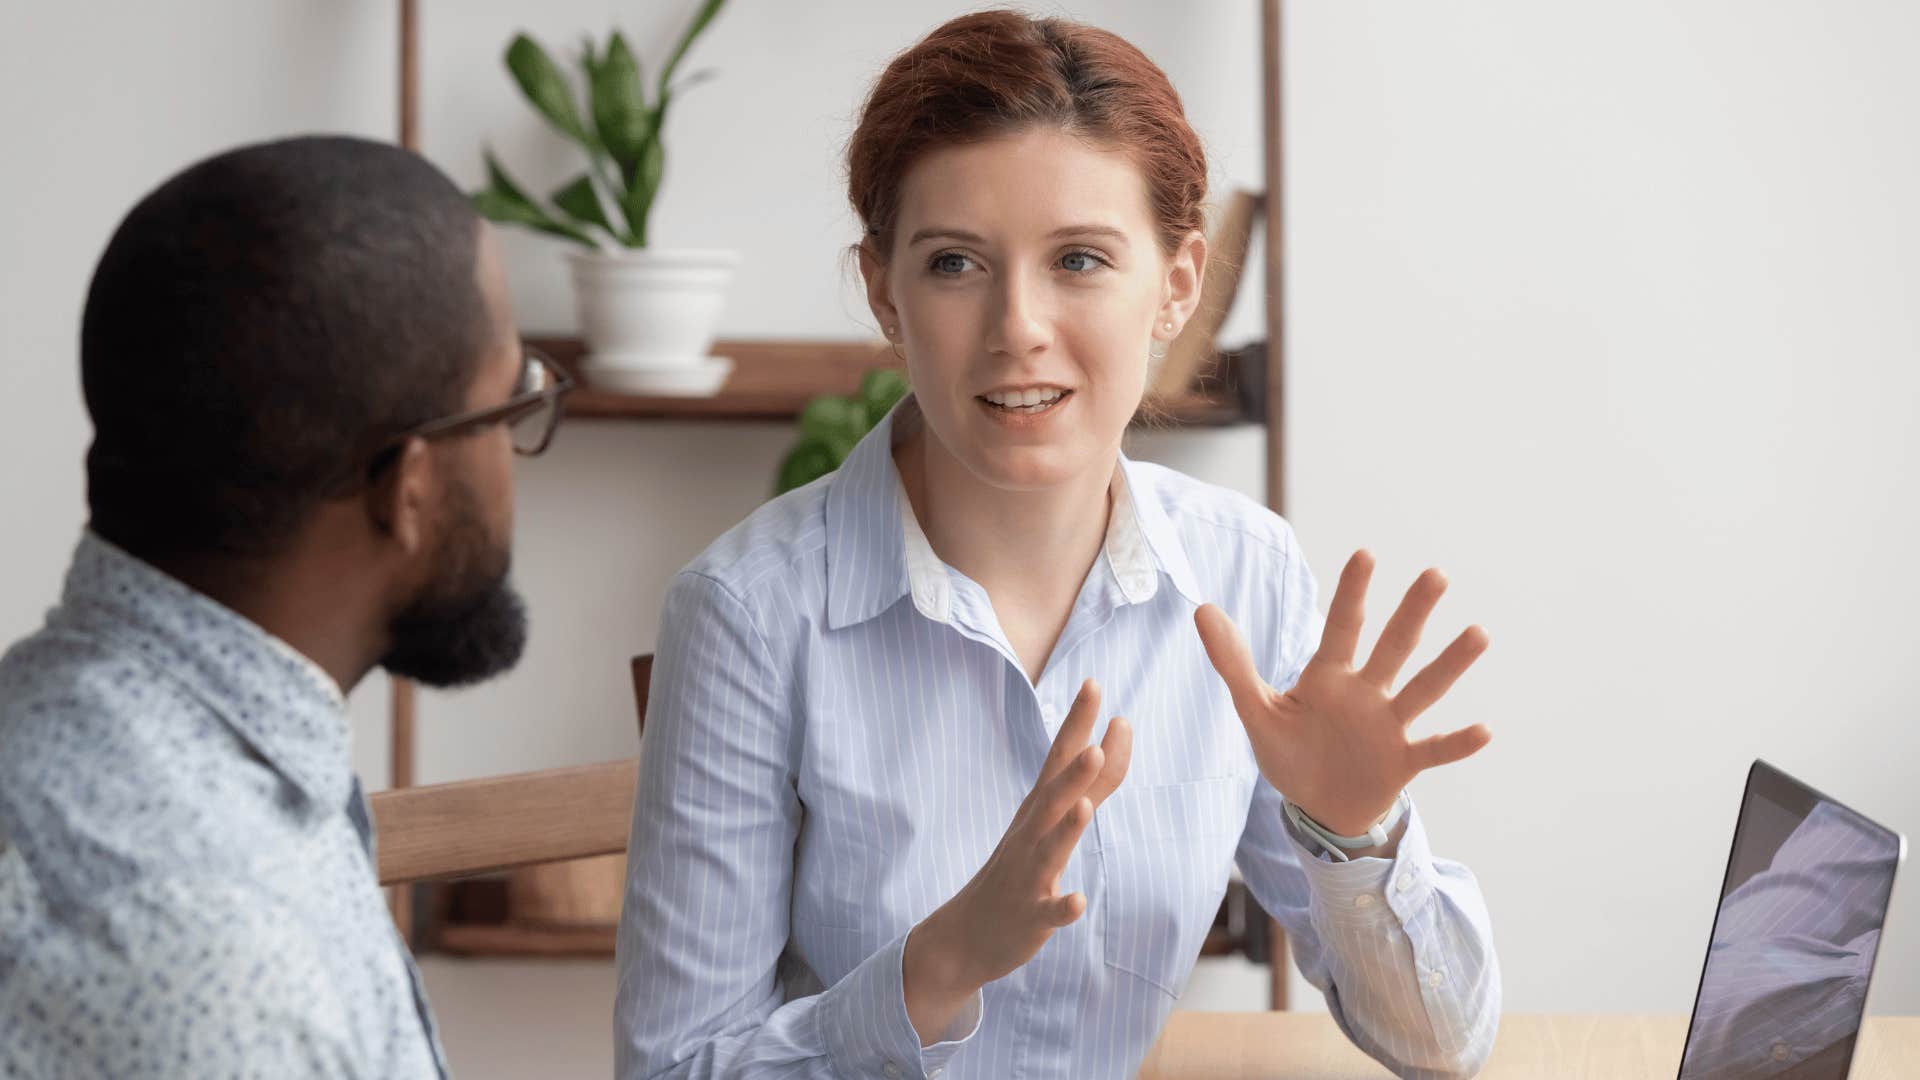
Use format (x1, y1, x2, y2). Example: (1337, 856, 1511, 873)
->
(1285, 790, 1409, 862)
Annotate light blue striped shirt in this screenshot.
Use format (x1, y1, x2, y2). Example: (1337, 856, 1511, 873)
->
(615, 400, 1499, 1080)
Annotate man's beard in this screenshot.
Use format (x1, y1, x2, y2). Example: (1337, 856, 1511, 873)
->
(379, 478, 527, 688)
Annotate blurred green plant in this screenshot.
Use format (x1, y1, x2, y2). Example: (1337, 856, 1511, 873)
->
(470, 0, 728, 248)
(775, 370, 911, 495)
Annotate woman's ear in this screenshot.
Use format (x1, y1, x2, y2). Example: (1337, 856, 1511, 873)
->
(856, 241, 904, 341)
(366, 436, 434, 557)
(1154, 229, 1210, 342)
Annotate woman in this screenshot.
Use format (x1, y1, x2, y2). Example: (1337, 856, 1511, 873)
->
(616, 11, 1498, 1079)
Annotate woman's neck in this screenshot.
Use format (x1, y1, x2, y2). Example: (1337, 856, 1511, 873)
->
(894, 413, 1117, 682)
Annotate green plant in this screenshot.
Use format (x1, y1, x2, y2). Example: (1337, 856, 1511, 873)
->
(470, 0, 727, 248)
(775, 370, 911, 495)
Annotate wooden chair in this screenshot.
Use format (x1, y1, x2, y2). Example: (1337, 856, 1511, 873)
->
(366, 659, 651, 952)
(369, 759, 637, 888)
(371, 658, 653, 886)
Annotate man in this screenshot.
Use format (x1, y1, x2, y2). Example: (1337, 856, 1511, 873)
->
(0, 136, 570, 1077)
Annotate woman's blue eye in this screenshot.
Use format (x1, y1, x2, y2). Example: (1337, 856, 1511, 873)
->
(931, 252, 971, 275)
(1061, 250, 1103, 273)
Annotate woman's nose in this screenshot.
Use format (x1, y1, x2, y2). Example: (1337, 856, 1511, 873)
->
(986, 271, 1052, 357)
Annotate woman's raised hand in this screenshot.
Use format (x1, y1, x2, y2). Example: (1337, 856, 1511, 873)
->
(1194, 549, 1491, 839)
(903, 678, 1130, 1042)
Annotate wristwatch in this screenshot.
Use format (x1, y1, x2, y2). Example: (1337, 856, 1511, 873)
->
(1284, 790, 1410, 863)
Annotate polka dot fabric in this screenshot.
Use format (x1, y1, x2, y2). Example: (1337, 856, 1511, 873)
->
(0, 533, 445, 1078)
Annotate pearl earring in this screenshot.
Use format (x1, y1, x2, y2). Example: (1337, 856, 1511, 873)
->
(886, 325, 897, 337)
(1163, 321, 1174, 332)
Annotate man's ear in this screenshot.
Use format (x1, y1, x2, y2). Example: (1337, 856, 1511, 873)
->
(366, 436, 435, 556)
(857, 241, 903, 341)
(1154, 229, 1210, 343)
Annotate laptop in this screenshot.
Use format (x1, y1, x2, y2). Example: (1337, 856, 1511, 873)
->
(1678, 760, 1906, 1079)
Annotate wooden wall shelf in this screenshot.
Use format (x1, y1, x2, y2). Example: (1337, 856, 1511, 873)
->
(532, 336, 1249, 428)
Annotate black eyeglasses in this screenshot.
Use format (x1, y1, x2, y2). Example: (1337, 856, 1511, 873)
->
(404, 344, 574, 456)
(333, 345, 575, 494)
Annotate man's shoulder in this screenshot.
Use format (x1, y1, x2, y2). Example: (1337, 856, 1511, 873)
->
(0, 870, 358, 1078)
(0, 625, 238, 801)
(0, 627, 293, 908)
(0, 626, 211, 795)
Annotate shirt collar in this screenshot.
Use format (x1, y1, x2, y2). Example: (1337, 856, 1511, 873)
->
(1108, 456, 1205, 607)
(823, 397, 1204, 631)
(55, 531, 353, 811)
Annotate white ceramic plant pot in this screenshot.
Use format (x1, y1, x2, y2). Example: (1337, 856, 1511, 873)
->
(568, 248, 739, 396)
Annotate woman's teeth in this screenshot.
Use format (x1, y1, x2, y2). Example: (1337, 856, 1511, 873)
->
(983, 388, 1068, 412)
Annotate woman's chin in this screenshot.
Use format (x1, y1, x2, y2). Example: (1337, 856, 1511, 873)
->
(964, 443, 1107, 494)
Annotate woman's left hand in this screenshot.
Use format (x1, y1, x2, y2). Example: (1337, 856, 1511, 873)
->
(1194, 549, 1492, 838)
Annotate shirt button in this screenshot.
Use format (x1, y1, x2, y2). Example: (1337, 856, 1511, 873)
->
(1041, 703, 1060, 724)
(1395, 873, 1414, 893)
(1353, 894, 1375, 909)
(1771, 1043, 1792, 1063)
(1427, 969, 1445, 988)
(883, 1064, 902, 1079)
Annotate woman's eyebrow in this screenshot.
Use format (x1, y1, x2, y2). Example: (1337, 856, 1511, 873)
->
(906, 224, 1131, 246)
(907, 226, 987, 246)
(1048, 223, 1129, 245)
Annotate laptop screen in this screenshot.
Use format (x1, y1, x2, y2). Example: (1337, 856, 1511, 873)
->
(1678, 761, 1903, 1080)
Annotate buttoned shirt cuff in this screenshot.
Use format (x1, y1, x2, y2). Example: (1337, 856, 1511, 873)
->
(815, 925, 983, 1079)
(1284, 797, 1440, 931)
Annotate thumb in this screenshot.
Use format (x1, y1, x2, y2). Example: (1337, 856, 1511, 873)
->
(1194, 604, 1270, 719)
(1042, 891, 1087, 927)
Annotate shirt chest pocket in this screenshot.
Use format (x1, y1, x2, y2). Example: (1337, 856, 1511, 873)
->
(1092, 773, 1251, 998)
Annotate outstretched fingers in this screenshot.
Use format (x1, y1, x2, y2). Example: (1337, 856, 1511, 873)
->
(1316, 550, 1376, 668)
(1036, 679, 1102, 785)
(1410, 723, 1493, 771)
(1194, 605, 1270, 718)
(1083, 716, 1132, 807)
(1360, 567, 1447, 689)
(1393, 625, 1491, 724)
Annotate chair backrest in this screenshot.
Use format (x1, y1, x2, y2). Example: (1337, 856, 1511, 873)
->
(630, 654, 653, 738)
(366, 654, 656, 887)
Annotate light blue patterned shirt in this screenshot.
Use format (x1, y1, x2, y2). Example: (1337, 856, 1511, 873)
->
(615, 400, 1500, 1080)
(0, 533, 445, 1079)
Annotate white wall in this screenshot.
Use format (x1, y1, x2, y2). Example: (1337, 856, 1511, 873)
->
(3, 2, 1915, 1074)
(1283, 0, 1920, 1018)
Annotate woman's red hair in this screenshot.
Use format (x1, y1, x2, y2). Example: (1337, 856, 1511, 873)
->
(847, 10, 1208, 259)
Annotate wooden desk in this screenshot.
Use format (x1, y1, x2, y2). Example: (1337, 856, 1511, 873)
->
(1139, 1013, 1920, 1079)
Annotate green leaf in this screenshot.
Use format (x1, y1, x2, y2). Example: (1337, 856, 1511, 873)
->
(857, 369, 910, 425)
(472, 154, 598, 245)
(658, 0, 728, 99)
(799, 394, 865, 447)
(482, 148, 536, 205)
(623, 117, 666, 246)
(506, 34, 595, 149)
(777, 371, 903, 494)
(590, 32, 649, 174)
(549, 173, 614, 235)
(470, 187, 597, 247)
(775, 438, 840, 495)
